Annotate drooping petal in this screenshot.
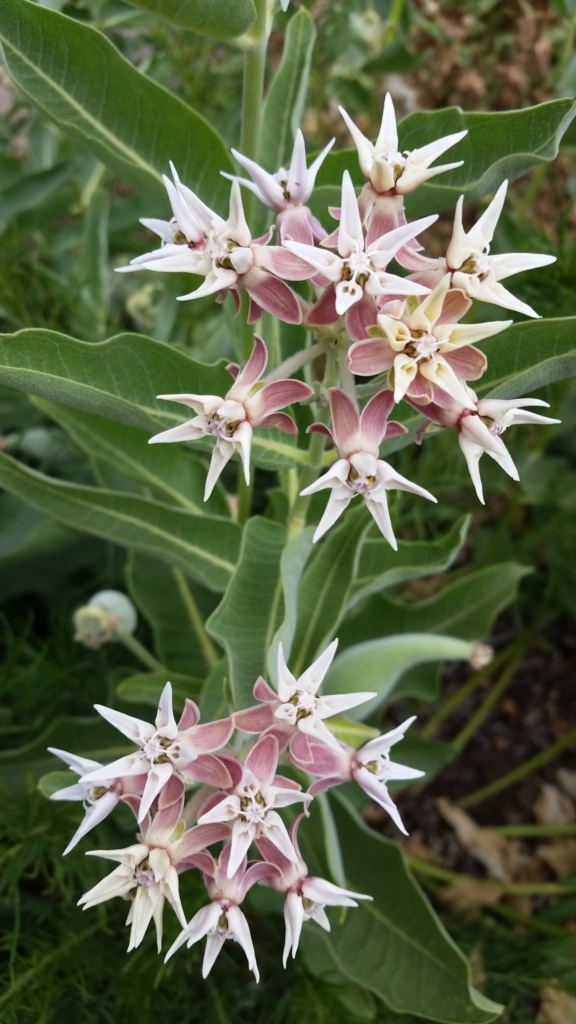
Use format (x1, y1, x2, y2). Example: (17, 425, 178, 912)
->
(345, 290, 379, 340)
(227, 905, 260, 981)
(255, 241, 315, 279)
(204, 441, 235, 501)
(327, 388, 362, 455)
(245, 734, 279, 788)
(359, 388, 395, 450)
(241, 267, 303, 324)
(246, 379, 314, 425)
(348, 338, 395, 376)
(312, 489, 354, 542)
(63, 791, 119, 855)
(305, 282, 340, 327)
(354, 765, 408, 834)
(228, 334, 268, 399)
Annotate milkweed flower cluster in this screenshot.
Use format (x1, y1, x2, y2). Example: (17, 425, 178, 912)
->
(50, 641, 419, 976)
(117, 91, 559, 526)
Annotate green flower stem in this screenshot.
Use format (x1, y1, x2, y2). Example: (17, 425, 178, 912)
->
(237, 468, 253, 525)
(451, 639, 527, 752)
(407, 856, 576, 896)
(287, 430, 327, 540)
(492, 823, 576, 838)
(265, 340, 327, 382)
(172, 567, 219, 669)
(337, 339, 357, 401)
(458, 726, 576, 810)
(420, 643, 516, 739)
(117, 632, 164, 672)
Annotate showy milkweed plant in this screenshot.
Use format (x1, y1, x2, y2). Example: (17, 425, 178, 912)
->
(1, 0, 574, 1019)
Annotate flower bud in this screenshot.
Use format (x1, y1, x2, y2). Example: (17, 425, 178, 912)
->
(73, 590, 137, 649)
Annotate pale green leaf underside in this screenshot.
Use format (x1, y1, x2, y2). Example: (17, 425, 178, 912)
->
(120, 0, 256, 38)
(0, 453, 240, 591)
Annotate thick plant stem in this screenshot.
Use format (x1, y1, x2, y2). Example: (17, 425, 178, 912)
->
(266, 340, 327, 382)
(287, 430, 327, 540)
(118, 632, 164, 672)
(451, 639, 527, 752)
(239, 0, 269, 359)
(172, 568, 219, 669)
(421, 644, 516, 739)
(458, 726, 576, 809)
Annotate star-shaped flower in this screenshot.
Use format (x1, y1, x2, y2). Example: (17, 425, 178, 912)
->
(301, 388, 436, 545)
(148, 335, 313, 498)
(402, 181, 556, 318)
(197, 734, 310, 878)
(282, 171, 435, 340)
(81, 682, 234, 823)
(348, 275, 512, 407)
(223, 128, 335, 244)
(340, 92, 467, 196)
(291, 717, 424, 835)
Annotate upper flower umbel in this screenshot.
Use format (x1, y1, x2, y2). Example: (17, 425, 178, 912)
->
(301, 388, 436, 546)
(402, 181, 556, 318)
(283, 171, 436, 340)
(117, 166, 305, 324)
(224, 128, 335, 244)
(148, 335, 313, 499)
(340, 92, 467, 196)
(80, 682, 233, 822)
(348, 275, 512, 407)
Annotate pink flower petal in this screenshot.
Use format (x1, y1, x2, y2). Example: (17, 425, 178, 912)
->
(247, 296, 262, 323)
(232, 704, 276, 733)
(258, 412, 298, 433)
(177, 698, 200, 731)
(345, 291, 378, 341)
(254, 676, 278, 703)
(230, 334, 268, 395)
(241, 267, 302, 324)
(348, 338, 394, 376)
(386, 420, 409, 438)
(444, 345, 487, 380)
(244, 734, 279, 788)
(247, 379, 313, 424)
(176, 823, 230, 860)
(328, 387, 362, 455)
(304, 283, 339, 327)
(186, 717, 234, 754)
(360, 388, 395, 449)
(435, 287, 472, 326)
(256, 241, 315, 279)
(182, 754, 233, 789)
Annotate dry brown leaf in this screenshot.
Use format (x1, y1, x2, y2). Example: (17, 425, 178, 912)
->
(537, 839, 576, 879)
(440, 878, 502, 914)
(437, 798, 521, 882)
(402, 837, 444, 866)
(534, 784, 576, 825)
(537, 987, 576, 1024)
(558, 769, 576, 802)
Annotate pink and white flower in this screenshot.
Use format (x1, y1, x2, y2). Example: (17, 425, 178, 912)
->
(414, 387, 560, 502)
(340, 93, 467, 197)
(402, 181, 556, 317)
(233, 640, 376, 754)
(224, 128, 334, 244)
(48, 747, 147, 854)
(165, 844, 274, 979)
(348, 275, 511, 406)
(117, 166, 304, 324)
(148, 335, 313, 498)
(300, 388, 436, 545)
(197, 734, 310, 878)
(78, 778, 227, 952)
(291, 718, 424, 835)
(81, 682, 234, 823)
(257, 818, 372, 965)
(282, 171, 436, 340)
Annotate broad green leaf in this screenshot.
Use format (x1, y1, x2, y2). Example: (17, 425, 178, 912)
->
(0, 329, 310, 469)
(477, 316, 576, 399)
(0, 493, 101, 602)
(313, 97, 576, 218)
(126, 552, 220, 677)
(0, 453, 241, 591)
(0, 716, 132, 789)
(325, 633, 473, 720)
(207, 517, 287, 708)
(290, 508, 368, 678)
(120, 0, 256, 38)
(339, 564, 530, 650)
(35, 398, 229, 517)
(260, 9, 316, 172)
(267, 526, 315, 683)
(302, 795, 502, 1023)
(0, 0, 234, 207)
(116, 670, 201, 708)
(350, 515, 470, 609)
